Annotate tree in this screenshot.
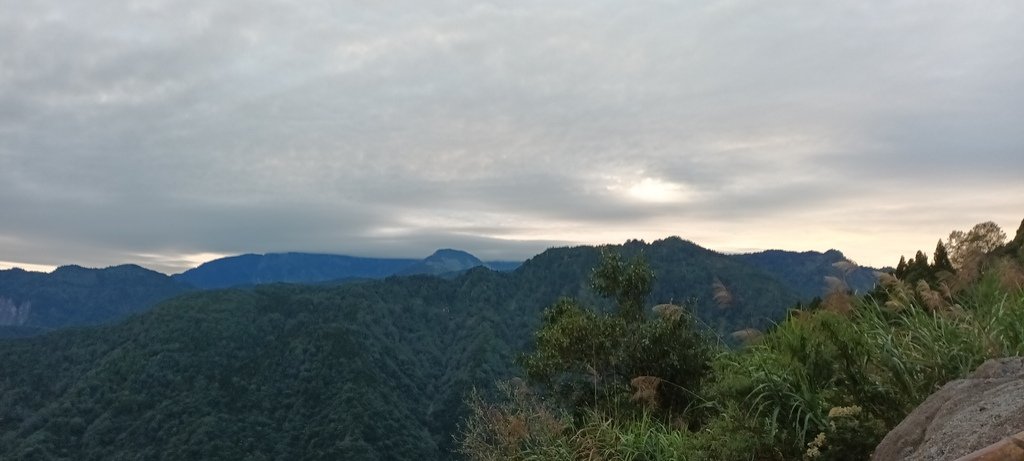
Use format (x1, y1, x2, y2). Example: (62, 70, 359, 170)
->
(902, 251, 931, 282)
(1005, 219, 1024, 262)
(521, 251, 712, 414)
(946, 221, 1007, 269)
(932, 240, 954, 274)
(894, 256, 908, 279)
(519, 298, 628, 408)
(590, 249, 654, 323)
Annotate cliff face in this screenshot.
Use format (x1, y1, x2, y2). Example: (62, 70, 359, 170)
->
(873, 357, 1024, 461)
(0, 298, 31, 326)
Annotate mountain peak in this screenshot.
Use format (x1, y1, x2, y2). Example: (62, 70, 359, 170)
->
(399, 249, 484, 276)
(425, 248, 481, 261)
(822, 249, 846, 260)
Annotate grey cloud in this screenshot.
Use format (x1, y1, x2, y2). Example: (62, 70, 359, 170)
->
(1, 0, 1023, 272)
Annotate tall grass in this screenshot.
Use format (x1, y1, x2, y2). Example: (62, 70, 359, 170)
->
(460, 387, 699, 461)
(730, 266, 1024, 459)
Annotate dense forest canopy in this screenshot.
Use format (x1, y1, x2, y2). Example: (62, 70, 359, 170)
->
(0, 264, 193, 336)
(0, 236, 884, 459)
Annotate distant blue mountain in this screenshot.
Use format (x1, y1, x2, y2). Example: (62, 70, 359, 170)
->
(396, 249, 485, 276)
(173, 250, 522, 289)
(0, 244, 870, 341)
(173, 253, 419, 289)
(172, 247, 874, 297)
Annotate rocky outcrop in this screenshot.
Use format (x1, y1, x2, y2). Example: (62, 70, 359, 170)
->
(872, 357, 1024, 461)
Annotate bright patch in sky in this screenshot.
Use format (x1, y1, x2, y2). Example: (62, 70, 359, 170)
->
(626, 178, 689, 203)
(0, 261, 56, 273)
(130, 252, 232, 273)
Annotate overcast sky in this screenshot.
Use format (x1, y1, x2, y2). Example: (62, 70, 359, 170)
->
(1, 0, 1022, 274)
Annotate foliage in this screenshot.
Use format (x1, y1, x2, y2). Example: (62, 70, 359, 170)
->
(458, 380, 570, 461)
(462, 251, 716, 460)
(707, 260, 1024, 460)
(591, 250, 655, 323)
(946, 221, 1007, 270)
(0, 238, 804, 460)
(932, 240, 954, 274)
(520, 299, 714, 415)
(460, 385, 702, 461)
(519, 299, 627, 408)
(521, 251, 714, 417)
(802, 406, 887, 461)
(0, 286, 451, 460)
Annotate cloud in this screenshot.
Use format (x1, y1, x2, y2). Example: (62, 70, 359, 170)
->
(1, 0, 1022, 273)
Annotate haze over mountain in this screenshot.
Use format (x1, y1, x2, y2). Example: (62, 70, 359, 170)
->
(0, 240, 875, 338)
(173, 249, 521, 289)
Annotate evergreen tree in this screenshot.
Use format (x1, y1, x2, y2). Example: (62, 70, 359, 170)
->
(903, 251, 931, 282)
(932, 240, 954, 273)
(894, 256, 908, 279)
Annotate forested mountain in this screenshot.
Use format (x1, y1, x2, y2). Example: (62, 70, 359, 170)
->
(397, 249, 487, 276)
(734, 249, 878, 298)
(0, 325, 48, 339)
(0, 265, 192, 337)
(0, 241, 870, 341)
(0, 236, 886, 459)
(0, 237, 812, 460)
(480, 260, 523, 272)
(172, 247, 873, 297)
(173, 250, 521, 289)
(0, 279, 512, 460)
(172, 252, 421, 288)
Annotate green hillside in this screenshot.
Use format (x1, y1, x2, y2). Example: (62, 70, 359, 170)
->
(0, 237, 806, 460)
(0, 265, 193, 335)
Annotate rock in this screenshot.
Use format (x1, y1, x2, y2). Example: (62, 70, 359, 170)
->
(872, 357, 1024, 461)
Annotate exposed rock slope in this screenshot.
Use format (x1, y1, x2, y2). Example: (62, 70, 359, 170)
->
(873, 357, 1024, 461)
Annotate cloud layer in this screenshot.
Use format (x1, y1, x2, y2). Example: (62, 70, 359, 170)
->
(2, 0, 1023, 273)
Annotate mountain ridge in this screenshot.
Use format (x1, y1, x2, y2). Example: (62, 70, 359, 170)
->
(733, 248, 878, 298)
(173, 249, 522, 289)
(0, 236, 881, 459)
(0, 264, 193, 335)
(0, 237, 803, 459)
(1, 240, 878, 338)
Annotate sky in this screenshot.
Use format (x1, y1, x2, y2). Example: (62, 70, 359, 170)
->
(1, 0, 1022, 274)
